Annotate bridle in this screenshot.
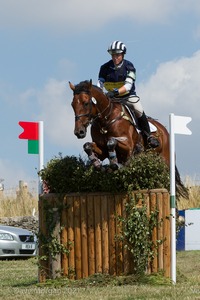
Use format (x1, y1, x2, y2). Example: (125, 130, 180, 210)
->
(73, 92, 94, 122)
(73, 91, 129, 133)
(73, 91, 112, 123)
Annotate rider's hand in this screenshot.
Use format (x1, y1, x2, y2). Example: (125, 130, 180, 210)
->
(106, 88, 119, 98)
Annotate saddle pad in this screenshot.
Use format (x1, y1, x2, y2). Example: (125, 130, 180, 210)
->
(125, 105, 157, 133)
(149, 122, 157, 133)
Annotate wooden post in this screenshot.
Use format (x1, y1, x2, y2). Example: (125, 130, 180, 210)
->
(74, 196, 81, 279)
(38, 197, 48, 282)
(94, 195, 102, 273)
(163, 191, 171, 277)
(157, 192, 164, 271)
(49, 207, 61, 279)
(87, 194, 95, 275)
(61, 195, 68, 276)
(80, 195, 88, 278)
(101, 194, 109, 274)
(67, 196, 75, 279)
(39, 189, 171, 281)
(108, 194, 116, 275)
(150, 192, 158, 273)
(115, 194, 123, 274)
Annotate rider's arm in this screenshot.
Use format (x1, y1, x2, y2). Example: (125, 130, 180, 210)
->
(97, 77, 105, 89)
(117, 70, 136, 95)
(124, 70, 136, 92)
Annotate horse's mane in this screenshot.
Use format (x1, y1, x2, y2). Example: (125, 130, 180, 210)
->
(74, 80, 103, 95)
(73, 81, 90, 95)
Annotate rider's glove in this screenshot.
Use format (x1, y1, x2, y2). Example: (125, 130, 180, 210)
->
(106, 88, 119, 98)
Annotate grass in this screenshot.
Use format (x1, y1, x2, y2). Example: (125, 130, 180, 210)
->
(0, 191, 38, 217)
(0, 251, 200, 300)
(178, 176, 200, 210)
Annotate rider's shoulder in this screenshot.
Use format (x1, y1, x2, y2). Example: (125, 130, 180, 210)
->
(124, 59, 136, 71)
(100, 60, 114, 68)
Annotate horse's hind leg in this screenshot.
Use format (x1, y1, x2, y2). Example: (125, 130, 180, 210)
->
(83, 142, 102, 169)
(107, 138, 121, 170)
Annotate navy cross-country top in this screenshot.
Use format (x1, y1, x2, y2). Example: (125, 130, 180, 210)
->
(98, 59, 136, 97)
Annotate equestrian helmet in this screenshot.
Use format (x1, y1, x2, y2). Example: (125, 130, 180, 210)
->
(107, 41, 126, 55)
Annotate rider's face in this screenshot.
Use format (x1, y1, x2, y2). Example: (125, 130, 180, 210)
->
(111, 53, 123, 65)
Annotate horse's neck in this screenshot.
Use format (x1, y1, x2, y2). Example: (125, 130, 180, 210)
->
(91, 86, 109, 111)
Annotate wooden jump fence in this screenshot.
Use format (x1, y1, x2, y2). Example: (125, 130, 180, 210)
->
(38, 189, 171, 282)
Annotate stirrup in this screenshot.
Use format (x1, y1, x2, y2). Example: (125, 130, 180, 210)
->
(147, 136, 160, 148)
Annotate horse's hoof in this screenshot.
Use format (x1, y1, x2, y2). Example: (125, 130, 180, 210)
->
(110, 163, 122, 171)
(101, 165, 109, 172)
(94, 165, 102, 171)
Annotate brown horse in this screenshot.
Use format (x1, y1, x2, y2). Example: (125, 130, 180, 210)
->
(69, 80, 188, 199)
(69, 79, 170, 167)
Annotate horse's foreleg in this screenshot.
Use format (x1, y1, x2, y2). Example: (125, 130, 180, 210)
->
(107, 138, 121, 170)
(83, 142, 102, 169)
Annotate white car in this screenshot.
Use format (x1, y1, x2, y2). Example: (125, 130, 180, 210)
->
(0, 225, 37, 258)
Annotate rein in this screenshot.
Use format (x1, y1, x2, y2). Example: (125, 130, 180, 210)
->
(73, 89, 133, 134)
(93, 96, 133, 134)
(98, 104, 131, 134)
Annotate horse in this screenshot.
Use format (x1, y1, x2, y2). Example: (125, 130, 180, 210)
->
(69, 79, 188, 198)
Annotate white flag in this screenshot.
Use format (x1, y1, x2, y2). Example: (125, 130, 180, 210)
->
(173, 114, 192, 135)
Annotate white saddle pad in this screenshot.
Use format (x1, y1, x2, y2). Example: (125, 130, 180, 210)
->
(149, 122, 157, 133)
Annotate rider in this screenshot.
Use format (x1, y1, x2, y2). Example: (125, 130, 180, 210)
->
(97, 40, 159, 148)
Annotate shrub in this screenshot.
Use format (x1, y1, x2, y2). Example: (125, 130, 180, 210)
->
(39, 152, 170, 194)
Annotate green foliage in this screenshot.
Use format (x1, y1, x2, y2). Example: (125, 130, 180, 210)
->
(118, 194, 160, 275)
(39, 152, 170, 194)
(38, 200, 71, 264)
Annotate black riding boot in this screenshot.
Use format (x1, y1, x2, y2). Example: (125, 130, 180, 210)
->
(137, 112, 159, 148)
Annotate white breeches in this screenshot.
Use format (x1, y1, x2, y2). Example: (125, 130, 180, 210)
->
(123, 96, 144, 118)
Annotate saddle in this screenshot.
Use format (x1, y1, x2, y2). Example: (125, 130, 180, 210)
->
(121, 103, 157, 134)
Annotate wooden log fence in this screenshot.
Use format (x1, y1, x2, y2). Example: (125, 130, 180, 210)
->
(38, 189, 171, 282)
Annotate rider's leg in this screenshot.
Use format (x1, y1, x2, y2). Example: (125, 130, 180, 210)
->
(83, 142, 101, 169)
(137, 112, 160, 148)
(126, 96, 159, 148)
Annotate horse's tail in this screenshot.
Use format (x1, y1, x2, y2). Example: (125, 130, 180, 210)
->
(175, 165, 189, 199)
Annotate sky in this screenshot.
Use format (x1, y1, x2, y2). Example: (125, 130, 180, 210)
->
(1, 0, 200, 192)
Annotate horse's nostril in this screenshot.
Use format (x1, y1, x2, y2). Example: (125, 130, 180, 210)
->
(74, 128, 86, 139)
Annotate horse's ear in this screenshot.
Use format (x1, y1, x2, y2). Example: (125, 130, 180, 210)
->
(89, 79, 92, 88)
(69, 81, 75, 91)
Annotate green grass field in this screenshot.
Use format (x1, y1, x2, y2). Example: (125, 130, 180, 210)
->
(0, 251, 200, 300)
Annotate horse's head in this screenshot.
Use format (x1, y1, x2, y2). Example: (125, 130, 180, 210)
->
(69, 80, 96, 139)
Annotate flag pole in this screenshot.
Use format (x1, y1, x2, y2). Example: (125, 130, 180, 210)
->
(38, 121, 44, 195)
(169, 113, 176, 284)
(169, 113, 192, 284)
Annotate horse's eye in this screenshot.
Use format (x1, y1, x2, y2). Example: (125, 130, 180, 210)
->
(84, 102, 89, 108)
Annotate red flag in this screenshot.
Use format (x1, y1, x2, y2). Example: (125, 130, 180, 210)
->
(19, 121, 39, 140)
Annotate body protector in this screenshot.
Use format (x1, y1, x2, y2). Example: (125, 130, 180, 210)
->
(98, 59, 144, 117)
(98, 59, 136, 97)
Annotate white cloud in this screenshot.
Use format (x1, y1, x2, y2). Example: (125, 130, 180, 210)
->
(36, 79, 71, 144)
(138, 50, 200, 125)
(36, 78, 90, 152)
(1, 0, 200, 32)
